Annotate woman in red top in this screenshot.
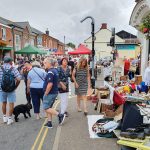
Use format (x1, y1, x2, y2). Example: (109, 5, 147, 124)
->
(124, 59, 130, 75)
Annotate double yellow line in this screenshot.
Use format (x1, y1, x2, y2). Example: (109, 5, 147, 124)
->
(31, 100, 60, 150)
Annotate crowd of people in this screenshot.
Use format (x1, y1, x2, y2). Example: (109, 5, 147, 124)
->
(0, 55, 91, 128)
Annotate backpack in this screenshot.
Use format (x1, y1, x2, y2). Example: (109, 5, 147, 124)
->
(1, 67, 16, 92)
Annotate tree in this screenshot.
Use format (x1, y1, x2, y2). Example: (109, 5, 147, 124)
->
(67, 42, 76, 48)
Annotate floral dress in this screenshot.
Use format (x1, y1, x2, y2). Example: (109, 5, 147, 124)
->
(57, 66, 70, 93)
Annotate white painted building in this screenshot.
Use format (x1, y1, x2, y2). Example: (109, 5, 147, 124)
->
(84, 23, 125, 60)
(130, 0, 150, 76)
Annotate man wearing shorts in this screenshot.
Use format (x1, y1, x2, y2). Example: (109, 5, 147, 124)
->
(0, 57, 21, 125)
(43, 58, 66, 128)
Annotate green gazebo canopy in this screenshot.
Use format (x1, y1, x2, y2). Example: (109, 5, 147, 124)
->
(15, 45, 47, 54)
(0, 46, 13, 50)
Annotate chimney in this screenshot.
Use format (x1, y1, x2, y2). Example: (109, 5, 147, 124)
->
(46, 28, 49, 35)
(100, 23, 107, 30)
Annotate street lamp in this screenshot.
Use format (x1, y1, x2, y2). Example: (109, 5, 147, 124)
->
(80, 16, 95, 89)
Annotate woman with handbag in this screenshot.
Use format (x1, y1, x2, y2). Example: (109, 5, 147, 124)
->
(72, 57, 91, 116)
(27, 61, 47, 119)
(57, 58, 70, 117)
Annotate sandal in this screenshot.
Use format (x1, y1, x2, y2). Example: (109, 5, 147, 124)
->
(78, 109, 82, 112)
(84, 112, 88, 116)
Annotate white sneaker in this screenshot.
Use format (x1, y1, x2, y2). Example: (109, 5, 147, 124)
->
(7, 118, 13, 125)
(3, 115, 8, 123)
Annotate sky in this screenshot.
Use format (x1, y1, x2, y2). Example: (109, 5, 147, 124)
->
(0, 0, 137, 46)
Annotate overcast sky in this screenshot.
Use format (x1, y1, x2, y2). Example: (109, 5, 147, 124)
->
(0, 0, 137, 46)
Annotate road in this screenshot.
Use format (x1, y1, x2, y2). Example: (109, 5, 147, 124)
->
(0, 76, 120, 150)
(0, 81, 58, 150)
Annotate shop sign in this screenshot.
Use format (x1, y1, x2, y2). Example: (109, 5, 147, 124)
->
(116, 45, 135, 50)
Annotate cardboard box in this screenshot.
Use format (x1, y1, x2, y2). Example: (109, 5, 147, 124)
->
(135, 75, 142, 85)
(120, 75, 128, 81)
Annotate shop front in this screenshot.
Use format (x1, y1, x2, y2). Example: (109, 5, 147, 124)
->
(0, 40, 13, 62)
(130, 0, 150, 76)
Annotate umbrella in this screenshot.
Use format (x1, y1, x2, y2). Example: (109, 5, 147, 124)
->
(15, 45, 47, 54)
(68, 44, 91, 55)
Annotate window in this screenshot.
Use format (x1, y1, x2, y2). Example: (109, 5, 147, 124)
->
(30, 38, 35, 46)
(15, 35, 21, 51)
(1, 28, 6, 41)
(37, 36, 42, 45)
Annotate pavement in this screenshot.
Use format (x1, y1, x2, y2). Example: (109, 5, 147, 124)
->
(58, 97, 120, 150)
(0, 73, 121, 150)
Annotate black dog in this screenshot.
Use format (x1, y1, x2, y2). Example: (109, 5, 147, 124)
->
(13, 103, 32, 122)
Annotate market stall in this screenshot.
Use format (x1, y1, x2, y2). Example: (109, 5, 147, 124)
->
(90, 69, 150, 149)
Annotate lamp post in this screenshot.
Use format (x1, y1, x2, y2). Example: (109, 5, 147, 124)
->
(80, 16, 95, 89)
(64, 36, 66, 55)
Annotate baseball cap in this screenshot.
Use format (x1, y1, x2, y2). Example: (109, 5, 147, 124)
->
(4, 56, 13, 63)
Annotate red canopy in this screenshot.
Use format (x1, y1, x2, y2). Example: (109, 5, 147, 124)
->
(68, 44, 91, 55)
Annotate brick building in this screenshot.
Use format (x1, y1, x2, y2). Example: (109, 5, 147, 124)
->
(14, 22, 37, 49)
(42, 29, 64, 54)
(0, 17, 13, 61)
(0, 16, 65, 60)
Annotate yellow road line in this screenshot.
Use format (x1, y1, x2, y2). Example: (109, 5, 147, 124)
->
(53, 100, 60, 110)
(37, 128, 49, 150)
(31, 119, 47, 150)
(37, 101, 60, 150)
(31, 100, 60, 150)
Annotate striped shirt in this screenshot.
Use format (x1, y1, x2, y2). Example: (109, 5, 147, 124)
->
(0, 63, 21, 91)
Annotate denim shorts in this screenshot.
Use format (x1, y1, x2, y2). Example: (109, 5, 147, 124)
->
(43, 94, 58, 110)
(0, 91, 16, 103)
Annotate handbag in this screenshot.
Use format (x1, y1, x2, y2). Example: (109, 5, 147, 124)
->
(57, 67, 68, 92)
(137, 105, 150, 124)
(58, 82, 67, 89)
(92, 118, 115, 138)
(113, 91, 125, 106)
(130, 65, 136, 72)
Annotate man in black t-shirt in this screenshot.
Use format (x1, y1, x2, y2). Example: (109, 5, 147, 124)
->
(43, 58, 66, 128)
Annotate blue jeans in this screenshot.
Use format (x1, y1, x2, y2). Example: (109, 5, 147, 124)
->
(30, 88, 44, 113)
(0, 91, 16, 103)
(43, 94, 58, 110)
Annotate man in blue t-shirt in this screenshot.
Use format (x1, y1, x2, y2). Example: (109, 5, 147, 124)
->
(43, 58, 66, 128)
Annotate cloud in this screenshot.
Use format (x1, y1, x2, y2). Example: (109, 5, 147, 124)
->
(0, 0, 137, 45)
